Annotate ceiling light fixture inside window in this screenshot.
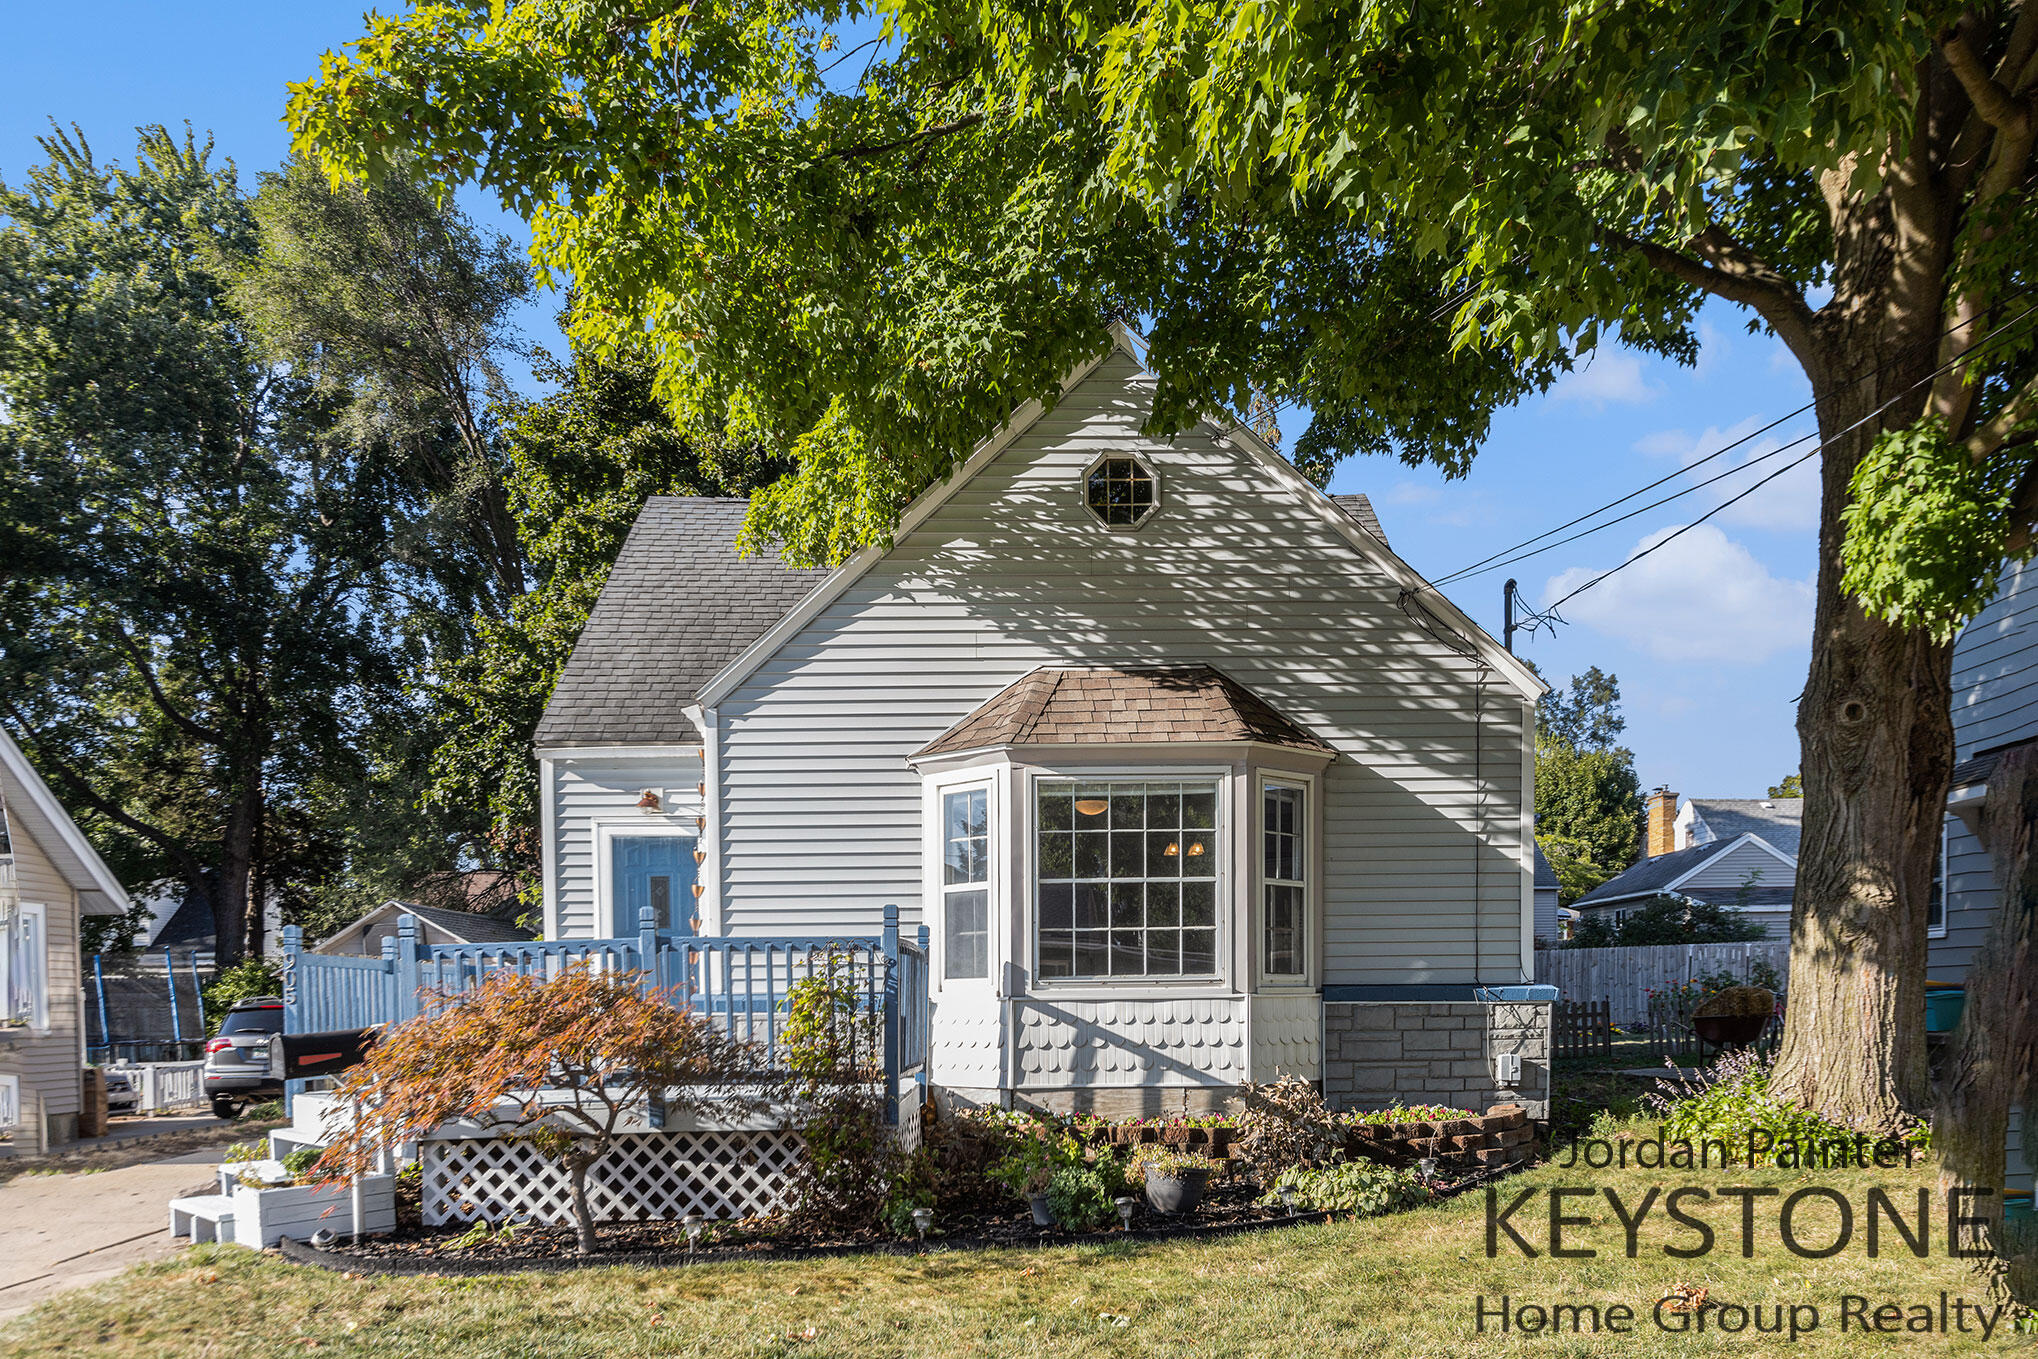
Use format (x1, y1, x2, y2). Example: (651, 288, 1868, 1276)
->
(1075, 798, 1109, 817)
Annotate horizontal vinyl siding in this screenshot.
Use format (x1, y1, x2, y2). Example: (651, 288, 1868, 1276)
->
(1933, 560, 2038, 980)
(1929, 815, 1995, 978)
(719, 352, 1530, 984)
(551, 755, 704, 938)
(4, 826, 82, 1128)
(1953, 559, 2038, 757)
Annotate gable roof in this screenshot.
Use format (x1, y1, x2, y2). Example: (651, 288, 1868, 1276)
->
(535, 498, 825, 749)
(1688, 797, 1803, 855)
(0, 725, 128, 915)
(1576, 832, 1796, 908)
(1533, 842, 1558, 891)
(911, 665, 1336, 760)
(314, 899, 537, 952)
(694, 327, 1543, 710)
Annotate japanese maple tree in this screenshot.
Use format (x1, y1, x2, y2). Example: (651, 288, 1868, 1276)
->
(318, 968, 770, 1254)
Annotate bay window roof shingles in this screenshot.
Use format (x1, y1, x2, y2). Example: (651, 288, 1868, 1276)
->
(534, 497, 824, 748)
(913, 666, 1335, 759)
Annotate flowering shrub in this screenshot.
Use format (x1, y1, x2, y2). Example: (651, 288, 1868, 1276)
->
(1646, 1048, 1927, 1159)
(1338, 1105, 1474, 1127)
(1258, 1162, 1430, 1216)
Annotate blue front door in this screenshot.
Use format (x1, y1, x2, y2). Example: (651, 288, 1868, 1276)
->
(612, 837, 697, 936)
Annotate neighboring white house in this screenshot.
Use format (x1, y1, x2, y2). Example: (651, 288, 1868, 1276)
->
(1, 727, 130, 1152)
(1573, 792, 1800, 939)
(311, 900, 536, 957)
(534, 329, 1552, 1117)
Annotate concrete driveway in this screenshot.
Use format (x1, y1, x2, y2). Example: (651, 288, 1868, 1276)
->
(0, 1147, 223, 1322)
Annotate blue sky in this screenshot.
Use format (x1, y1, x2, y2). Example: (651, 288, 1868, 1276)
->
(5, 4, 1819, 799)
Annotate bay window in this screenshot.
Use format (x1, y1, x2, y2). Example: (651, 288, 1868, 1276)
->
(1036, 780, 1219, 979)
(942, 787, 990, 980)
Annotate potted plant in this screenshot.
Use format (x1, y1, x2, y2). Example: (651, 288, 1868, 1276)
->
(1022, 1166, 1055, 1225)
(1135, 1146, 1214, 1215)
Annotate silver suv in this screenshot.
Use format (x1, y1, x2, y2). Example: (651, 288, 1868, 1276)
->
(203, 996, 285, 1118)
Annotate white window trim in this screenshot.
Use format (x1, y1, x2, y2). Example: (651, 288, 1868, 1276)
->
(923, 770, 1000, 994)
(1254, 770, 1321, 990)
(2, 901, 50, 1034)
(1079, 451, 1162, 532)
(1929, 817, 1951, 940)
(1022, 764, 1234, 996)
(592, 820, 703, 939)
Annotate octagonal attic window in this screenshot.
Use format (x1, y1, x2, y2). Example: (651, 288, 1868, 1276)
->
(1084, 456, 1158, 529)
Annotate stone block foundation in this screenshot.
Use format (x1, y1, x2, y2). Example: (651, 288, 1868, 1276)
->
(1320, 1001, 1550, 1121)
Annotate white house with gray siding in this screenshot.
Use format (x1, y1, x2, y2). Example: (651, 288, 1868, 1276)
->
(535, 330, 1552, 1117)
(1, 726, 130, 1151)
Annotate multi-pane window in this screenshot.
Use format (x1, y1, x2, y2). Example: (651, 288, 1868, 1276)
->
(1084, 457, 1157, 528)
(943, 788, 990, 980)
(1036, 781, 1218, 979)
(1, 900, 47, 1032)
(1263, 785, 1305, 976)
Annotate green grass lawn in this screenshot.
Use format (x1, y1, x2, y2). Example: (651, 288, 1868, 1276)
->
(5, 1133, 2017, 1358)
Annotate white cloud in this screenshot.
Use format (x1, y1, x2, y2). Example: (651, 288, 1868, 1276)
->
(1381, 481, 1441, 506)
(1628, 417, 1822, 533)
(1542, 524, 1814, 664)
(1549, 349, 1662, 408)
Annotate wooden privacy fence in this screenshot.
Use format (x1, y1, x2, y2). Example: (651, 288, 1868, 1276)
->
(1554, 1001, 1613, 1060)
(279, 904, 931, 1126)
(1535, 941, 1789, 1026)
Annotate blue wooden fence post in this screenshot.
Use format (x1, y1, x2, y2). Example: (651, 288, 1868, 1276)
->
(395, 915, 423, 1023)
(280, 925, 305, 1114)
(163, 946, 182, 1044)
(881, 904, 901, 1127)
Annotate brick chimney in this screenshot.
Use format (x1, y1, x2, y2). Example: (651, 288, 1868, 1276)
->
(1647, 788, 1679, 857)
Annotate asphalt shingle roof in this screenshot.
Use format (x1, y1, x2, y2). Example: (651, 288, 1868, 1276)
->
(1331, 494, 1389, 547)
(1533, 842, 1558, 890)
(391, 901, 537, 944)
(1688, 797, 1803, 855)
(535, 498, 825, 748)
(913, 666, 1335, 758)
(1574, 840, 1739, 907)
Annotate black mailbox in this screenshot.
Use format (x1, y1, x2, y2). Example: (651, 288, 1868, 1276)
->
(268, 1026, 383, 1081)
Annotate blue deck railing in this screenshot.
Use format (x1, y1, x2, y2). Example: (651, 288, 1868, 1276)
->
(278, 904, 931, 1123)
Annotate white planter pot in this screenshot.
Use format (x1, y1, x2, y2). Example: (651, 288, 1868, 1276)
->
(230, 1174, 395, 1249)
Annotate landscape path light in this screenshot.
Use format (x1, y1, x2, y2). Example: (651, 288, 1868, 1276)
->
(912, 1206, 933, 1245)
(1115, 1195, 1137, 1230)
(684, 1213, 705, 1253)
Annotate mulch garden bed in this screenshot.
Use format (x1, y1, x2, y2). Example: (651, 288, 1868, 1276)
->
(274, 1162, 1521, 1277)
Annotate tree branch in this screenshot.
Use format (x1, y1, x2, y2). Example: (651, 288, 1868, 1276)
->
(0, 697, 207, 881)
(825, 111, 984, 162)
(1942, 25, 2038, 138)
(1595, 225, 1818, 361)
(103, 622, 229, 747)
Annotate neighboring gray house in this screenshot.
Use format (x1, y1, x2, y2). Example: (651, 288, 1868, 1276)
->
(1, 727, 129, 1152)
(1574, 792, 1799, 938)
(535, 329, 1551, 1117)
(311, 900, 536, 957)
(1533, 844, 1561, 945)
(1928, 559, 2038, 1199)
(1933, 557, 2038, 980)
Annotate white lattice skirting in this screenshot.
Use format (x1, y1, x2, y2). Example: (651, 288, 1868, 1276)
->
(421, 1129, 805, 1227)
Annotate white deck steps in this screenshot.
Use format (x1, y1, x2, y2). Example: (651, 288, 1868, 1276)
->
(168, 1194, 236, 1244)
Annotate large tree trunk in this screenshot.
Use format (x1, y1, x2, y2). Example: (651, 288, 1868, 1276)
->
(1767, 316, 1954, 1130)
(567, 1153, 601, 1255)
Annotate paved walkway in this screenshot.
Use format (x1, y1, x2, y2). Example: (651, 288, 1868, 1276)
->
(0, 1146, 225, 1322)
